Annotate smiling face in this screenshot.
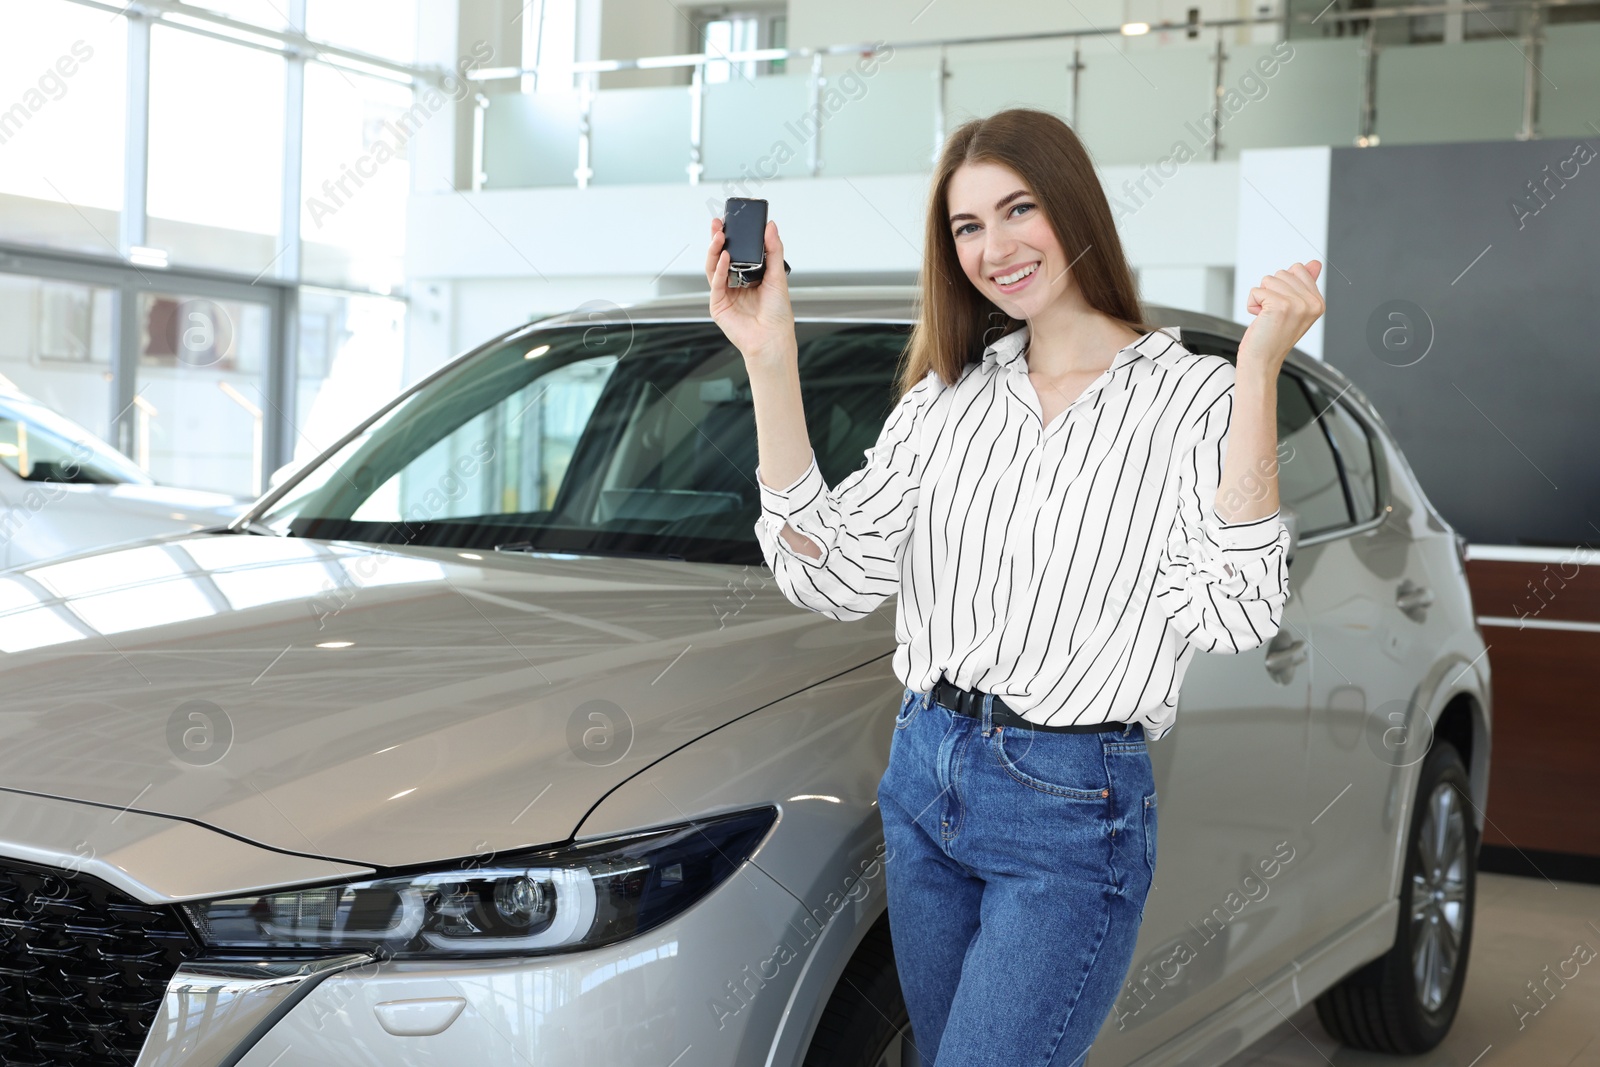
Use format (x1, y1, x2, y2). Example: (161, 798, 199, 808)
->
(946, 160, 1073, 319)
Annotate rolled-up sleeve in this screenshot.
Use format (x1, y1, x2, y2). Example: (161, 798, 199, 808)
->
(1152, 384, 1290, 653)
(754, 372, 939, 621)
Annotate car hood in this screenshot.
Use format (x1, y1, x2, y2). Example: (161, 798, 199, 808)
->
(0, 533, 890, 869)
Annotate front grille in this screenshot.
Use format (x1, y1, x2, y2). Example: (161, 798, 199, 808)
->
(0, 858, 201, 1066)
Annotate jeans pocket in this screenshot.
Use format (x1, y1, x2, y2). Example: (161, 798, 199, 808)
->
(991, 728, 1112, 800)
(894, 688, 925, 730)
(1143, 791, 1159, 876)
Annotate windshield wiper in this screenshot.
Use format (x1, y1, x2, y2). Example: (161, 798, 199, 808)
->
(494, 540, 688, 562)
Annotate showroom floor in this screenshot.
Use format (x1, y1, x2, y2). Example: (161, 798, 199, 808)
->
(1221, 873, 1600, 1066)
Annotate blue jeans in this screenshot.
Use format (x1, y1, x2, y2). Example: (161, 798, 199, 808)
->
(876, 685, 1158, 1067)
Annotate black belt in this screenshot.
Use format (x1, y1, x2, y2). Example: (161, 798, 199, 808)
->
(931, 676, 1137, 735)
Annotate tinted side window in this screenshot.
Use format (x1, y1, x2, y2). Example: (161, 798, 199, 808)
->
(1304, 379, 1380, 522)
(1166, 332, 1367, 538)
(1277, 375, 1349, 536)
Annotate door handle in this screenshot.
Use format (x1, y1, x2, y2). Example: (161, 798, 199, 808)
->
(1396, 579, 1434, 622)
(1264, 636, 1308, 684)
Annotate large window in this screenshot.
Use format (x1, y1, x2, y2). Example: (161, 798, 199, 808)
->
(0, 1, 425, 497)
(299, 66, 415, 292)
(520, 0, 579, 94)
(147, 25, 287, 274)
(0, 273, 115, 441)
(0, 4, 126, 256)
(295, 288, 407, 468)
(176, 0, 291, 28)
(696, 7, 788, 81)
(306, 0, 419, 65)
(134, 290, 271, 496)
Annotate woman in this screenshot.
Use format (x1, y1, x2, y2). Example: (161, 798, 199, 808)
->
(705, 107, 1323, 1066)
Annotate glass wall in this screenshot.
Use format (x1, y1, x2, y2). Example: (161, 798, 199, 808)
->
(482, 16, 1600, 188)
(178, 0, 291, 29)
(146, 24, 287, 275)
(0, 273, 115, 442)
(295, 288, 407, 468)
(519, 0, 578, 95)
(0, 4, 126, 256)
(308, 0, 419, 65)
(1375, 39, 1530, 145)
(300, 65, 415, 292)
(134, 290, 272, 496)
(0, 0, 425, 499)
(0, 248, 287, 499)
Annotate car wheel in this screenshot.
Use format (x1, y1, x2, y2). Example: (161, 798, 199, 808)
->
(1313, 739, 1476, 1054)
(803, 912, 922, 1067)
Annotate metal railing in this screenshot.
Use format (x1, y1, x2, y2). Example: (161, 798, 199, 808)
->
(464, 0, 1590, 190)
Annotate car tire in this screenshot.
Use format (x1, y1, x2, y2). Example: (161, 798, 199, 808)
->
(802, 911, 921, 1067)
(1313, 739, 1477, 1054)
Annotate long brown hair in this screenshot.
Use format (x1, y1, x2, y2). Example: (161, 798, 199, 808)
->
(896, 108, 1161, 400)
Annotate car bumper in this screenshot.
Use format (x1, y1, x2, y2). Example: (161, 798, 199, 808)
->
(138, 857, 821, 1067)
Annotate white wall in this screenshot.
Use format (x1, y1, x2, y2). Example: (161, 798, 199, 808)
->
(1232, 145, 1331, 359)
(402, 150, 1333, 371)
(409, 161, 1247, 280)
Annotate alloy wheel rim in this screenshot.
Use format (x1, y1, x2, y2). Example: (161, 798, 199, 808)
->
(1409, 780, 1469, 1013)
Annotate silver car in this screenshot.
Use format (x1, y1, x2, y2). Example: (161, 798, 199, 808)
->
(0, 388, 248, 570)
(0, 288, 1489, 1067)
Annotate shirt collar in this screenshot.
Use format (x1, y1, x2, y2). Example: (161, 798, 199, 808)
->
(981, 323, 1184, 373)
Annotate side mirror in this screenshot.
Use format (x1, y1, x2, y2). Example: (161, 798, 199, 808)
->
(1280, 505, 1299, 566)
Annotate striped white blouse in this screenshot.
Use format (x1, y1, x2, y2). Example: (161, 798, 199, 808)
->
(752, 324, 1291, 741)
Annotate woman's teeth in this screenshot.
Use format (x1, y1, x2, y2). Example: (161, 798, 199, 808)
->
(996, 262, 1038, 286)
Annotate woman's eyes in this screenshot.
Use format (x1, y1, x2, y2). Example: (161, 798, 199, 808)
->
(952, 202, 1035, 238)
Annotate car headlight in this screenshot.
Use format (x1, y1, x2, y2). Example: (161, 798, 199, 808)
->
(181, 806, 776, 959)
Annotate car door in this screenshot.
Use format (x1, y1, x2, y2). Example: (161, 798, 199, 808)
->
(1287, 374, 1454, 946)
(1096, 342, 1313, 1055)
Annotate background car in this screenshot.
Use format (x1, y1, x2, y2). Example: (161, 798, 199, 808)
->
(0, 288, 1489, 1067)
(0, 387, 249, 570)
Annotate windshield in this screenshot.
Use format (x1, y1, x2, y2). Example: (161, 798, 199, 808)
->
(0, 399, 153, 485)
(257, 319, 913, 564)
